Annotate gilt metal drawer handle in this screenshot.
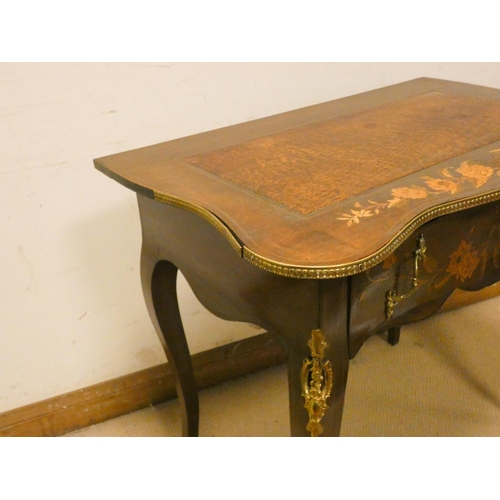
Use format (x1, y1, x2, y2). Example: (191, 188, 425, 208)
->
(385, 234, 427, 319)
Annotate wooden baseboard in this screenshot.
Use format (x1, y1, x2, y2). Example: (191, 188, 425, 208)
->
(1, 284, 498, 437)
(0, 333, 285, 437)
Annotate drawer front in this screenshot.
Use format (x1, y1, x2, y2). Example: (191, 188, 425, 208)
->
(349, 200, 500, 356)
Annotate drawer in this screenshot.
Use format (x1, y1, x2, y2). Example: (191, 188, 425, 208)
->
(349, 199, 500, 356)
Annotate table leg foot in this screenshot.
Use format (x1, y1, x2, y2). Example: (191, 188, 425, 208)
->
(143, 257, 199, 437)
(387, 326, 401, 346)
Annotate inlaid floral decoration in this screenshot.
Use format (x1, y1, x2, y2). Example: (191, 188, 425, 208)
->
(360, 216, 500, 306)
(376, 219, 500, 289)
(446, 240, 482, 282)
(338, 149, 500, 226)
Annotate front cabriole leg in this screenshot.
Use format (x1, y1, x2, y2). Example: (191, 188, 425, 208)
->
(283, 277, 350, 437)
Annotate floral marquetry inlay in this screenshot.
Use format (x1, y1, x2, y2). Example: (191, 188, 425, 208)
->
(338, 150, 500, 226)
(447, 240, 482, 282)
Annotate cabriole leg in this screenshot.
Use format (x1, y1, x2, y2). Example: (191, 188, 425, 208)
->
(284, 278, 350, 437)
(141, 255, 199, 437)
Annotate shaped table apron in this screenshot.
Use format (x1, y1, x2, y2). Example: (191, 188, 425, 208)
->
(137, 193, 500, 436)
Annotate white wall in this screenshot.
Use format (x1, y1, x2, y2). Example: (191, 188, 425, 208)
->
(1, 62, 500, 413)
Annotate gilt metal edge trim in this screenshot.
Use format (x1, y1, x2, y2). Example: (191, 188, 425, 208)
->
(153, 189, 500, 278)
(153, 191, 243, 254)
(243, 190, 500, 279)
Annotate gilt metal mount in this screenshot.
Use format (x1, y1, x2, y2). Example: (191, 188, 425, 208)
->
(301, 329, 334, 437)
(385, 234, 427, 319)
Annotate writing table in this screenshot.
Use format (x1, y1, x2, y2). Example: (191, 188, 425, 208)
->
(95, 78, 500, 436)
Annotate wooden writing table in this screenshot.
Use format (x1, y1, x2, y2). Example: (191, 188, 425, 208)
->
(95, 78, 500, 436)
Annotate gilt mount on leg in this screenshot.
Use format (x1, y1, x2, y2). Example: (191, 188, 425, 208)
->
(301, 329, 334, 437)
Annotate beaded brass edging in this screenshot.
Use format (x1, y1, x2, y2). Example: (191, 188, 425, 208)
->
(153, 192, 243, 254)
(154, 189, 500, 278)
(243, 190, 500, 279)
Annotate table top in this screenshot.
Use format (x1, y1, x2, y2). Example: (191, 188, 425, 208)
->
(95, 78, 500, 278)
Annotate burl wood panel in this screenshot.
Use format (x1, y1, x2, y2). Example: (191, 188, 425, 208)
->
(187, 93, 500, 215)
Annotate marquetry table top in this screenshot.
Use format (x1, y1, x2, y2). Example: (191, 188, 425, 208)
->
(94, 78, 500, 277)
